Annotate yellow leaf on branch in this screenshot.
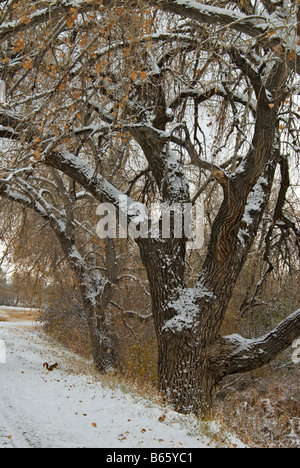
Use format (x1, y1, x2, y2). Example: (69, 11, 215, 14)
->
(23, 58, 33, 70)
(13, 38, 25, 53)
(19, 14, 31, 25)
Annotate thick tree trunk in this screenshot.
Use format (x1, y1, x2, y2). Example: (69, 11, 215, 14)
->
(157, 331, 215, 415)
(138, 237, 216, 415)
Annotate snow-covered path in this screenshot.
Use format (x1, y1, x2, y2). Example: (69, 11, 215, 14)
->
(0, 322, 244, 448)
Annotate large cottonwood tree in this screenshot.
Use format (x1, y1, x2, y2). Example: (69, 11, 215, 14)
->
(0, 0, 299, 415)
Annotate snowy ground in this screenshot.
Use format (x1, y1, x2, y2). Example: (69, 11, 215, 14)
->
(0, 320, 245, 448)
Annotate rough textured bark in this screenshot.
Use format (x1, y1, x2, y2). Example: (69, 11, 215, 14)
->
(59, 234, 119, 374)
(84, 300, 118, 373)
(137, 238, 214, 414)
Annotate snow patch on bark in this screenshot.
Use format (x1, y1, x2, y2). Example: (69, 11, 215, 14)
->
(162, 286, 215, 333)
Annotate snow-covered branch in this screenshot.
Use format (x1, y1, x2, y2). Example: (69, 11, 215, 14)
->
(0, 0, 97, 43)
(155, 0, 300, 74)
(210, 308, 300, 380)
(170, 85, 257, 114)
(0, 176, 67, 236)
(0, 108, 27, 132)
(44, 149, 133, 210)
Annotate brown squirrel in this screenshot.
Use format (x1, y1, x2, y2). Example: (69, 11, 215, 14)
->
(43, 362, 59, 371)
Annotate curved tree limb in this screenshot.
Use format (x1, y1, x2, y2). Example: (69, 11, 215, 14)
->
(157, 1, 268, 37)
(0, 0, 97, 44)
(209, 308, 300, 381)
(44, 149, 139, 224)
(155, 0, 299, 74)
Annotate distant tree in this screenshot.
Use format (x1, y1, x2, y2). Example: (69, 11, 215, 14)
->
(0, 170, 120, 371)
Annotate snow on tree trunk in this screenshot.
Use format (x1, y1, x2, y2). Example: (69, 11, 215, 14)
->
(85, 302, 118, 373)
